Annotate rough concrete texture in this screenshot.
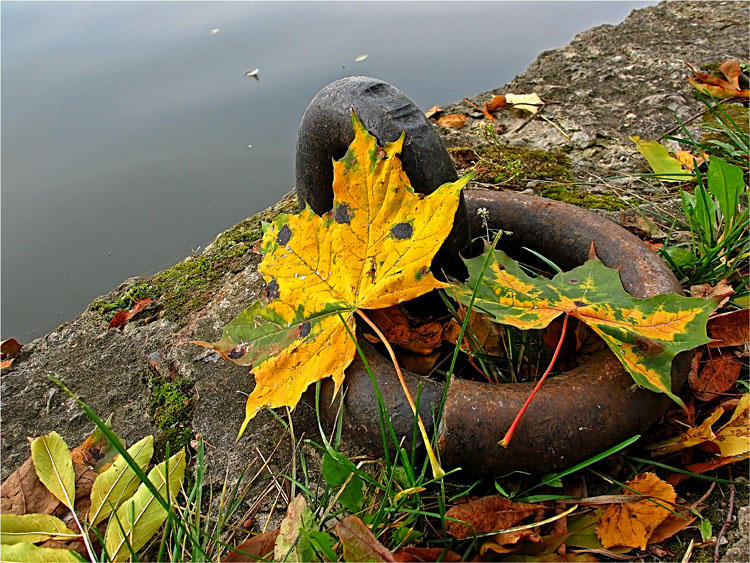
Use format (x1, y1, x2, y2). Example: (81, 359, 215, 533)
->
(1, 0, 747, 547)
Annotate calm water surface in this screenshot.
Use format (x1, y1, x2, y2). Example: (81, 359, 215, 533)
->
(2, 1, 652, 341)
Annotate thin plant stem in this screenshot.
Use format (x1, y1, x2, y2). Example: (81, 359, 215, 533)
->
(500, 313, 569, 447)
(355, 308, 446, 479)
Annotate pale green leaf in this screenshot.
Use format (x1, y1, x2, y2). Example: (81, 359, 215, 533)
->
(104, 449, 186, 562)
(630, 136, 693, 182)
(0, 542, 82, 562)
(30, 432, 75, 510)
(89, 436, 154, 525)
(0, 513, 76, 545)
(274, 495, 318, 563)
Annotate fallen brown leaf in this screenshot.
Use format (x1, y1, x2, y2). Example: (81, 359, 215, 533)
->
(224, 529, 280, 562)
(108, 298, 154, 329)
(707, 309, 749, 348)
(1, 338, 22, 358)
(595, 473, 676, 550)
(690, 280, 733, 307)
(393, 546, 462, 562)
(445, 495, 549, 539)
(687, 61, 750, 99)
(689, 353, 742, 401)
(437, 113, 467, 129)
(363, 305, 450, 355)
(1, 359, 14, 369)
(719, 60, 741, 90)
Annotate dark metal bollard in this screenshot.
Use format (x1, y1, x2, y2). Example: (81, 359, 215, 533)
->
(298, 78, 689, 475)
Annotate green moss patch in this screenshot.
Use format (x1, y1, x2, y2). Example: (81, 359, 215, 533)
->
(534, 184, 627, 211)
(90, 195, 298, 323)
(148, 371, 195, 453)
(450, 145, 573, 188)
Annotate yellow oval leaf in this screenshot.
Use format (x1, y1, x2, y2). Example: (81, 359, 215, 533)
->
(30, 432, 75, 511)
(0, 513, 76, 545)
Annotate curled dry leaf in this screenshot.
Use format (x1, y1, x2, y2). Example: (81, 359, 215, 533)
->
(1, 338, 22, 358)
(595, 472, 676, 550)
(707, 308, 749, 348)
(667, 453, 750, 486)
(437, 113, 467, 129)
(424, 105, 442, 119)
(486, 94, 507, 112)
(689, 353, 743, 402)
(687, 60, 750, 99)
(445, 495, 548, 539)
(648, 407, 723, 455)
(712, 393, 749, 457)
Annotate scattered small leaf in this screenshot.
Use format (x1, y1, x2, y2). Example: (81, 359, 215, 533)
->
(108, 298, 153, 329)
(1, 338, 22, 358)
(1, 358, 14, 369)
(424, 105, 442, 119)
(486, 94, 507, 112)
(505, 93, 544, 114)
(336, 515, 396, 562)
(595, 472, 676, 550)
(445, 495, 548, 539)
(667, 453, 749, 485)
(437, 113, 467, 129)
(648, 512, 697, 544)
(707, 309, 749, 348)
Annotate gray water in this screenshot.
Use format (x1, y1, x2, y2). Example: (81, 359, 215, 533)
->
(2, 1, 652, 341)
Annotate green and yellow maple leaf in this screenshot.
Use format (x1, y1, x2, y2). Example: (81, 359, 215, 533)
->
(195, 114, 469, 442)
(453, 248, 716, 404)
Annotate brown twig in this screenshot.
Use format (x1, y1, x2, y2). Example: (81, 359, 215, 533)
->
(714, 483, 736, 563)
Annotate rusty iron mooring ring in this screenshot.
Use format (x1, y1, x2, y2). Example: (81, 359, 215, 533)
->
(297, 77, 688, 475)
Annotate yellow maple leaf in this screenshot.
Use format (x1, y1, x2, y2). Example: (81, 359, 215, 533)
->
(595, 472, 676, 550)
(195, 114, 469, 452)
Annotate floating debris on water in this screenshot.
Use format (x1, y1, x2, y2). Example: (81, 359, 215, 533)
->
(354, 54, 368, 62)
(244, 68, 260, 81)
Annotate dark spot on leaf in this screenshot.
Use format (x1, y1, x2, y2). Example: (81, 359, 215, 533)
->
(228, 345, 246, 359)
(574, 300, 587, 308)
(335, 204, 352, 224)
(634, 336, 665, 358)
(299, 321, 311, 338)
(568, 278, 579, 284)
(391, 222, 413, 240)
(277, 224, 292, 245)
(265, 278, 280, 300)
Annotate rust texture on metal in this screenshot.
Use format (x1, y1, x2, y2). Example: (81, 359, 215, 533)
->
(302, 77, 690, 476)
